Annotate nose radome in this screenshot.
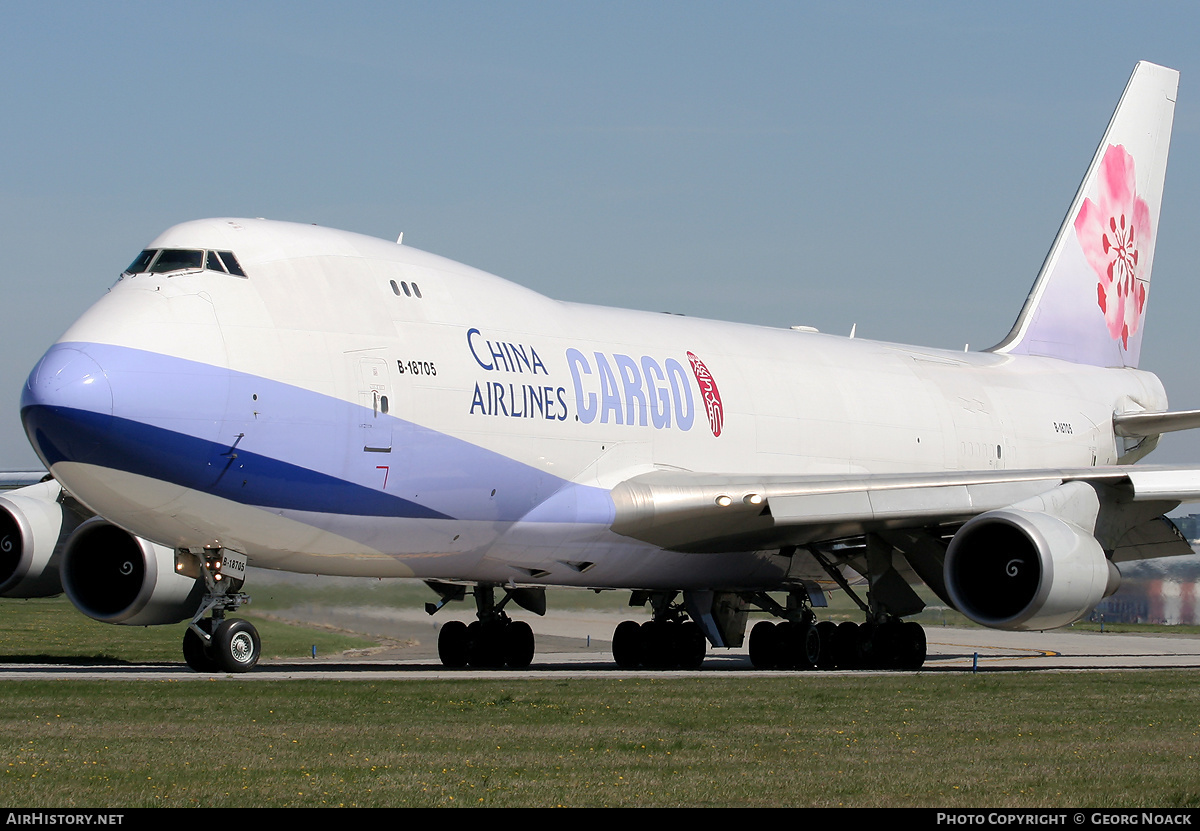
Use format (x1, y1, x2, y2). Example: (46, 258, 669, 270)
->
(21, 345, 114, 467)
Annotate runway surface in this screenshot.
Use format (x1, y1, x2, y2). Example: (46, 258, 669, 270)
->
(2, 607, 1199, 680)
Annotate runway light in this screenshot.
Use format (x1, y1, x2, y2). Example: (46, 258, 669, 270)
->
(715, 495, 733, 507)
(743, 493, 764, 505)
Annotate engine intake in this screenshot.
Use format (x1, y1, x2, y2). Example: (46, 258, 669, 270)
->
(61, 518, 203, 625)
(0, 480, 80, 598)
(944, 482, 1119, 631)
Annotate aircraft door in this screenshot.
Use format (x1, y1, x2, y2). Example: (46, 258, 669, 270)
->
(355, 356, 393, 454)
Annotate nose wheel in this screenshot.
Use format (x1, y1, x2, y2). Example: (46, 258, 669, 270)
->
(183, 617, 261, 673)
(181, 547, 260, 673)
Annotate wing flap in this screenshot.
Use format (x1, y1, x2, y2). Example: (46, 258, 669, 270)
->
(1111, 515, 1193, 563)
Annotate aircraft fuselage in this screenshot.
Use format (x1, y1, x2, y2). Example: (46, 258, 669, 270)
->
(20, 219, 1166, 591)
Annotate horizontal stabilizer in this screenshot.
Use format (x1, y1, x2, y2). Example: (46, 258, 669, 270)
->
(1113, 409, 1200, 437)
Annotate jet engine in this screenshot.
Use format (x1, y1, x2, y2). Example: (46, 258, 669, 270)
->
(61, 518, 204, 626)
(0, 480, 82, 598)
(944, 481, 1119, 631)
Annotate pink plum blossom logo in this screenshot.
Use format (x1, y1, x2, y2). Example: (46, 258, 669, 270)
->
(687, 352, 723, 437)
(1073, 144, 1151, 350)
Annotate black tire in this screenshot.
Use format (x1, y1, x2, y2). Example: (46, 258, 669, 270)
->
(776, 621, 805, 670)
(834, 621, 860, 668)
(797, 623, 820, 670)
(677, 621, 706, 669)
(815, 621, 838, 669)
(468, 621, 505, 668)
(212, 618, 260, 673)
(504, 620, 535, 669)
(438, 620, 469, 667)
(612, 620, 642, 668)
(640, 620, 670, 669)
(874, 621, 903, 668)
(898, 621, 927, 669)
(749, 621, 779, 669)
(182, 619, 219, 673)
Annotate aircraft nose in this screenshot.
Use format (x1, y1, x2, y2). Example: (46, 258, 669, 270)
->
(21, 344, 115, 467)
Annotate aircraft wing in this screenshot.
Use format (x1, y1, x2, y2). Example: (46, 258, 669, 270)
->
(610, 465, 1200, 558)
(0, 471, 48, 490)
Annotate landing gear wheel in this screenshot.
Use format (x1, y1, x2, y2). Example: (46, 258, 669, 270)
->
(677, 621, 706, 669)
(640, 620, 670, 669)
(815, 621, 838, 669)
(898, 621, 927, 669)
(613, 620, 642, 668)
(182, 619, 219, 673)
(874, 620, 902, 668)
(749, 621, 780, 669)
(438, 620, 469, 667)
(775, 621, 818, 670)
(800, 623, 821, 669)
(467, 621, 504, 668)
(212, 618, 260, 673)
(834, 621, 861, 668)
(504, 620, 535, 669)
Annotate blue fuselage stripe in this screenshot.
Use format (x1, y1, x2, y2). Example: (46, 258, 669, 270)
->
(23, 403, 453, 519)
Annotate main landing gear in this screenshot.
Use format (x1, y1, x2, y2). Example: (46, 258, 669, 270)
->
(427, 582, 544, 669)
(745, 536, 929, 670)
(747, 614, 926, 670)
(180, 548, 261, 673)
(612, 591, 708, 669)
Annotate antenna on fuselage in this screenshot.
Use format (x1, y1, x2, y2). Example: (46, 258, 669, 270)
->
(849, 323, 856, 339)
(396, 232, 404, 245)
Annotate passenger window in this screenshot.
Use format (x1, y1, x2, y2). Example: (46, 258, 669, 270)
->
(390, 280, 401, 296)
(401, 281, 412, 297)
(412, 282, 422, 298)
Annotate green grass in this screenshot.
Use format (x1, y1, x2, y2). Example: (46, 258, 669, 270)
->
(247, 574, 637, 613)
(4, 582, 1200, 807)
(1, 675, 1199, 807)
(0, 596, 377, 664)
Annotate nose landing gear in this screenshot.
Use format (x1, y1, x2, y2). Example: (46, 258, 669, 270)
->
(180, 547, 260, 673)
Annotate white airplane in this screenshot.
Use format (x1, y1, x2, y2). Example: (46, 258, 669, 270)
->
(4, 61, 1198, 673)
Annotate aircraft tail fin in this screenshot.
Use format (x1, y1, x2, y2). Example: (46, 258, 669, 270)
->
(991, 61, 1177, 369)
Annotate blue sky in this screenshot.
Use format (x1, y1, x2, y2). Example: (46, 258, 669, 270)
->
(3, 2, 1200, 467)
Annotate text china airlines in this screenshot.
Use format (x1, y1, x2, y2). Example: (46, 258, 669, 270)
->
(465, 327, 723, 437)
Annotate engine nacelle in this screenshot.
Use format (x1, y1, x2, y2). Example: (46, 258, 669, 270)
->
(0, 480, 81, 598)
(945, 496, 1119, 631)
(61, 518, 204, 626)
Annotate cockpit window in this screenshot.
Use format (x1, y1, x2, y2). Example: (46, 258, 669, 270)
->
(217, 251, 247, 277)
(122, 248, 248, 278)
(124, 250, 156, 275)
(149, 249, 204, 273)
(205, 250, 228, 273)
